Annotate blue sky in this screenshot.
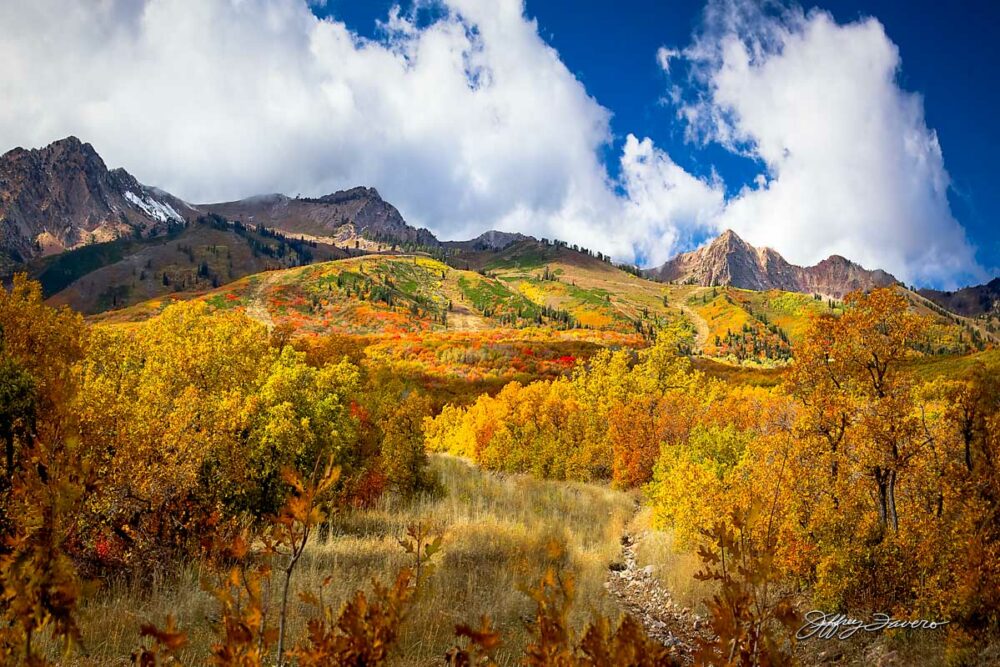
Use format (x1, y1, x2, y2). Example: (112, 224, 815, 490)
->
(319, 0, 999, 282)
(2, 0, 995, 287)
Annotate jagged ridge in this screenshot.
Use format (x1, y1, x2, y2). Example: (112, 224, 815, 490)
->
(201, 187, 439, 249)
(919, 278, 1000, 318)
(0, 137, 192, 270)
(647, 229, 898, 299)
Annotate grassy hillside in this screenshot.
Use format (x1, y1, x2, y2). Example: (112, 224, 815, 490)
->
(657, 285, 833, 364)
(37, 215, 348, 314)
(91, 254, 652, 404)
(902, 287, 998, 353)
(665, 284, 996, 365)
(902, 348, 1000, 382)
(69, 235, 1000, 371)
(95, 249, 679, 337)
(452, 239, 686, 336)
(46, 455, 636, 666)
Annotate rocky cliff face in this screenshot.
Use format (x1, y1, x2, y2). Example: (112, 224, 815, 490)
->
(0, 137, 442, 275)
(202, 187, 440, 249)
(800, 254, 898, 299)
(919, 278, 1000, 317)
(647, 230, 897, 298)
(0, 137, 191, 271)
(443, 230, 528, 252)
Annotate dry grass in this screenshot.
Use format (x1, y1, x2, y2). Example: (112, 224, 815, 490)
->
(628, 506, 715, 615)
(54, 455, 637, 665)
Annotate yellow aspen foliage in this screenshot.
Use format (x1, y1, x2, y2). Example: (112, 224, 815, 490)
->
(65, 299, 364, 566)
(424, 325, 702, 484)
(0, 275, 86, 412)
(650, 424, 754, 547)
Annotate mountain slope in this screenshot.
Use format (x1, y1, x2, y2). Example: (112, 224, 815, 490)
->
(36, 214, 348, 314)
(200, 187, 439, 250)
(647, 229, 898, 298)
(445, 237, 688, 334)
(442, 230, 528, 252)
(919, 278, 1000, 318)
(0, 137, 196, 272)
(90, 243, 997, 372)
(95, 243, 684, 339)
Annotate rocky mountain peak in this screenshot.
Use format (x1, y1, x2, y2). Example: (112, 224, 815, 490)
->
(647, 230, 898, 298)
(203, 185, 439, 249)
(714, 229, 748, 248)
(49, 135, 92, 153)
(466, 230, 528, 251)
(816, 254, 850, 267)
(313, 186, 382, 206)
(2, 136, 103, 181)
(0, 137, 188, 271)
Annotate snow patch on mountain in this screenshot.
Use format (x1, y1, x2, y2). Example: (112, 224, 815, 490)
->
(124, 190, 183, 223)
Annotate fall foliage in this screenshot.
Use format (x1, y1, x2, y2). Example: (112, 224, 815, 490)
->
(429, 287, 1000, 656)
(2, 275, 999, 664)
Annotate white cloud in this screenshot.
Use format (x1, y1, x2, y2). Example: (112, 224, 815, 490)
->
(619, 135, 725, 266)
(656, 46, 681, 74)
(671, 0, 984, 287)
(0, 0, 982, 286)
(0, 0, 718, 264)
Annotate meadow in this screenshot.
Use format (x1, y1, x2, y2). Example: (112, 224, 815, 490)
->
(2, 267, 999, 666)
(42, 456, 636, 665)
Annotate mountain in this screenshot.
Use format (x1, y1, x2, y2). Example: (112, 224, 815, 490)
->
(919, 278, 1000, 318)
(0, 137, 196, 272)
(32, 214, 349, 314)
(0, 137, 443, 276)
(200, 187, 439, 250)
(443, 230, 529, 252)
(647, 229, 898, 298)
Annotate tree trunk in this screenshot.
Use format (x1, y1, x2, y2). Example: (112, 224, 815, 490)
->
(887, 469, 899, 532)
(2, 433, 12, 494)
(829, 440, 839, 510)
(964, 430, 973, 472)
(874, 467, 890, 533)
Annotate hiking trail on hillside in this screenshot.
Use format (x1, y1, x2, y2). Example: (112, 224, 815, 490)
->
(606, 532, 711, 664)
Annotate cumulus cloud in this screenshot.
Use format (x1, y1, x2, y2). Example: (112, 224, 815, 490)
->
(0, 0, 982, 285)
(670, 0, 984, 287)
(619, 135, 725, 266)
(0, 0, 719, 263)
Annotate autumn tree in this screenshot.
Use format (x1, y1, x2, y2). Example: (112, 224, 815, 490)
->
(0, 275, 86, 494)
(0, 276, 86, 410)
(71, 300, 364, 565)
(790, 288, 926, 534)
(0, 275, 89, 664)
(380, 392, 439, 497)
(607, 396, 670, 488)
(915, 364, 1000, 631)
(0, 354, 35, 494)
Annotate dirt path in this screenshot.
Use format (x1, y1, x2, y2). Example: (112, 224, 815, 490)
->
(440, 276, 490, 331)
(244, 272, 281, 330)
(678, 304, 710, 352)
(606, 533, 710, 664)
(446, 300, 490, 331)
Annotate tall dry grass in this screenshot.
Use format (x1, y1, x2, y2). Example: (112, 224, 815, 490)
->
(54, 455, 637, 665)
(628, 506, 715, 614)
